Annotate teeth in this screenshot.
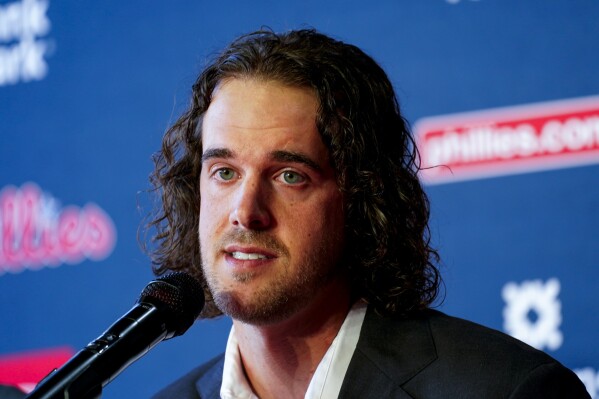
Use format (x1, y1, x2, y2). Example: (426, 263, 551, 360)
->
(231, 251, 267, 260)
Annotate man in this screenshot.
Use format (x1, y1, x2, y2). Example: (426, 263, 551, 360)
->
(148, 29, 589, 398)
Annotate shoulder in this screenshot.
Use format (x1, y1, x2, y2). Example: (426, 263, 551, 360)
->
(151, 353, 225, 399)
(355, 308, 589, 398)
(422, 310, 589, 397)
(365, 308, 562, 366)
(424, 309, 556, 362)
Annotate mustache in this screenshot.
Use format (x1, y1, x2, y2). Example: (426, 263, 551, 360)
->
(218, 230, 289, 257)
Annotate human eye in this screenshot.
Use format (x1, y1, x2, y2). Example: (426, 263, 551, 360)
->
(279, 170, 306, 185)
(214, 167, 237, 181)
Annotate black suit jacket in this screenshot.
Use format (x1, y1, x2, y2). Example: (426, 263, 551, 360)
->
(152, 308, 590, 398)
(0, 385, 26, 399)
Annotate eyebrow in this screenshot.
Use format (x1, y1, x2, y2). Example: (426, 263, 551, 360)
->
(271, 150, 322, 172)
(201, 147, 322, 172)
(201, 148, 234, 163)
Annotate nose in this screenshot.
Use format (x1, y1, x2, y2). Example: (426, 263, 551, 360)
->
(229, 177, 272, 230)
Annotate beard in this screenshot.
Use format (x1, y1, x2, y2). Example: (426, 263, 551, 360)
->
(200, 229, 343, 325)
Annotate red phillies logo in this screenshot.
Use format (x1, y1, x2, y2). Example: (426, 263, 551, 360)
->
(415, 96, 599, 184)
(0, 183, 116, 273)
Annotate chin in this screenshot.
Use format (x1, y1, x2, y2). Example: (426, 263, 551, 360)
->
(212, 289, 302, 326)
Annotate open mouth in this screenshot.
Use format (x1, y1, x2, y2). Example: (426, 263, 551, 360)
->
(230, 251, 269, 260)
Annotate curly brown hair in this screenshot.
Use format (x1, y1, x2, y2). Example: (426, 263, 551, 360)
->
(147, 28, 441, 318)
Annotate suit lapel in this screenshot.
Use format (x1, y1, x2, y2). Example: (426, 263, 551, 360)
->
(195, 355, 225, 399)
(339, 308, 438, 399)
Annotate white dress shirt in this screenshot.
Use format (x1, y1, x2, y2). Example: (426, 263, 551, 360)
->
(220, 301, 367, 399)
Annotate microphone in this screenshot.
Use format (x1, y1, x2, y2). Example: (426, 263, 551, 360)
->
(26, 272, 205, 399)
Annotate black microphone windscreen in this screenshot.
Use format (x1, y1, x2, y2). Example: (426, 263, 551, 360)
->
(139, 272, 205, 337)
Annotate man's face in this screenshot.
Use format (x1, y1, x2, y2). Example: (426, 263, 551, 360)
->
(199, 78, 345, 325)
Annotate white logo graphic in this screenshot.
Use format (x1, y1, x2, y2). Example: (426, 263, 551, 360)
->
(575, 368, 598, 399)
(0, 0, 51, 86)
(502, 278, 563, 351)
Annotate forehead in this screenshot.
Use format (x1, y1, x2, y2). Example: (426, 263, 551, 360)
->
(205, 78, 318, 129)
(201, 78, 328, 160)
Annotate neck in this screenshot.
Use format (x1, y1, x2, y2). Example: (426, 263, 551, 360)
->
(233, 278, 351, 399)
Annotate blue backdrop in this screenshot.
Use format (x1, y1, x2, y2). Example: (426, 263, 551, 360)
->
(1, 1, 598, 397)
